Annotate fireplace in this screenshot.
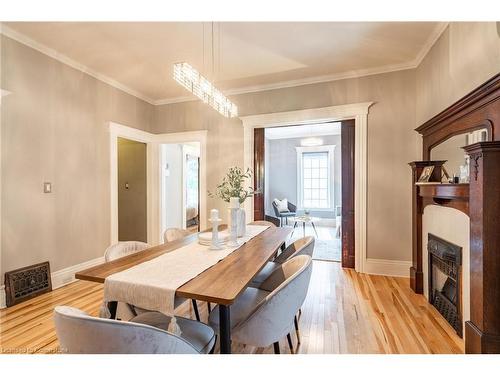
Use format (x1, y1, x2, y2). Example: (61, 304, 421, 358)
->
(427, 233, 462, 337)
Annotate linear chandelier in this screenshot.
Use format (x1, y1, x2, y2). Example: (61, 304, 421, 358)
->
(173, 62, 238, 118)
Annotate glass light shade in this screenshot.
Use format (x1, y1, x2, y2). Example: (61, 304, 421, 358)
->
(173, 62, 238, 118)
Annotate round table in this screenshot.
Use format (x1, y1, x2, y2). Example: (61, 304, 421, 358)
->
(292, 216, 320, 237)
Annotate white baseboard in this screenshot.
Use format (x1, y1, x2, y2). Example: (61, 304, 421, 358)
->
(51, 256, 105, 289)
(363, 258, 412, 277)
(0, 256, 105, 310)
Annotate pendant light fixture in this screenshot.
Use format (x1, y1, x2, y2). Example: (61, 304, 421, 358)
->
(173, 23, 238, 118)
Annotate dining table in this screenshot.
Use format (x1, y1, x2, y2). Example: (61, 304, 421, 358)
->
(75, 222, 292, 354)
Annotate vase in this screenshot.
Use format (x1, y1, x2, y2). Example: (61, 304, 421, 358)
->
(237, 209, 246, 237)
(227, 197, 240, 246)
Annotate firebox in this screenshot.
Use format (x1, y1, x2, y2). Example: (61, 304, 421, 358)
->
(427, 233, 462, 337)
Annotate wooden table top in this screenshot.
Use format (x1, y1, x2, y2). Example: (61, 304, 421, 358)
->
(75, 223, 292, 305)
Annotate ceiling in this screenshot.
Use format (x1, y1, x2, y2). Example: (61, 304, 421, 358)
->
(265, 122, 341, 139)
(3, 22, 446, 104)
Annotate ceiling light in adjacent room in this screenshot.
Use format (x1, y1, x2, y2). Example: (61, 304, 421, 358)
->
(301, 137, 323, 147)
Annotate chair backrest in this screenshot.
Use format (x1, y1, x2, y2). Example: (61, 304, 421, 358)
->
(287, 201, 297, 213)
(232, 255, 313, 348)
(252, 220, 277, 228)
(271, 200, 280, 217)
(274, 236, 315, 264)
(104, 241, 149, 262)
(54, 306, 199, 354)
(163, 228, 191, 243)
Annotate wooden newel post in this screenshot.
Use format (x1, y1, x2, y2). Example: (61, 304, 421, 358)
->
(463, 141, 500, 354)
(408, 160, 446, 294)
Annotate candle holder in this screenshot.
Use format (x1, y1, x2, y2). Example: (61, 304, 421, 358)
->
(209, 209, 223, 250)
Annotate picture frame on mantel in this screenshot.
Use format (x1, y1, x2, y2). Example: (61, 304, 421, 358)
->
(417, 165, 435, 183)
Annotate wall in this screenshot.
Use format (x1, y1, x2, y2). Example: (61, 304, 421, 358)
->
(153, 69, 417, 261)
(0, 35, 153, 279)
(265, 134, 341, 218)
(161, 144, 184, 231)
(416, 22, 500, 126)
(117, 138, 147, 242)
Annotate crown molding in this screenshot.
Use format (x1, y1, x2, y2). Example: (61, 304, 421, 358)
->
(0, 24, 156, 105)
(1, 22, 449, 107)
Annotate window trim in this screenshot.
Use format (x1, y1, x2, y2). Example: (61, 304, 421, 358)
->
(296, 145, 335, 211)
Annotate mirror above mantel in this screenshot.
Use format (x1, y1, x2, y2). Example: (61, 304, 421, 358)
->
(430, 128, 489, 181)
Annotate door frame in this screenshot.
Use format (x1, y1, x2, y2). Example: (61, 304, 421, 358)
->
(109, 122, 207, 246)
(240, 102, 372, 273)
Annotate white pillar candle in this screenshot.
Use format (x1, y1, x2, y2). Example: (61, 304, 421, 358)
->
(210, 208, 219, 221)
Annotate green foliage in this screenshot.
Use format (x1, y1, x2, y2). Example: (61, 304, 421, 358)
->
(208, 167, 256, 204)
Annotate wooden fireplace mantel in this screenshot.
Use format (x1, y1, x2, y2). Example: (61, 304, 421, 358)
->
(417, 183, 469, 215)
(410, 73, 500, 354)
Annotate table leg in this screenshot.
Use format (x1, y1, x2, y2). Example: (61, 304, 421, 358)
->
(303, 222, 306, 237)
(108, 301, 118, 320)
(311, 221, 319, 237)
(219, 305, 231, 354)
(291, 221, 298, 236)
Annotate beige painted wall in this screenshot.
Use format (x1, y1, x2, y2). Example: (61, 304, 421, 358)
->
(117, 138, 147, 242)
(153, 69, 418, 261)
(416, 22, 500, 126)
(0, 35, 153, 279)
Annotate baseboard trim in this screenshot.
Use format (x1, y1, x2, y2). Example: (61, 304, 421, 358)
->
(0, 256, 105, 310)
(363, 258, 412, 277)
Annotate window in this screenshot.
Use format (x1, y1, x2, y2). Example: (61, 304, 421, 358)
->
(296, 145, 335, 210)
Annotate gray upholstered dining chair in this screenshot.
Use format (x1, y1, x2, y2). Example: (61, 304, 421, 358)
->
(249, 236, 315, 289)
(272, 200, 297, 227)
(207, 254, 313, 354)
(164, 228, 192, 243)
(54, 306, 216, 354)
(104, 241, 149, 262)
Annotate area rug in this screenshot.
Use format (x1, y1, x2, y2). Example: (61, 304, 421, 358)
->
(312, 238, 341, 262)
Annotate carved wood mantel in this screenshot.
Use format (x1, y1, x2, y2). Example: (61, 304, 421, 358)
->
(410, 73, 500, 354)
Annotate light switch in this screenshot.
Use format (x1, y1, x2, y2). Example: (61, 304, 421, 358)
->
(44, 182, 52, 193)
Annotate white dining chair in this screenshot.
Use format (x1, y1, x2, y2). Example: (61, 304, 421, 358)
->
(208, 254, 313, 354)
(104, 241, 149, 262)
(54, 306, 216, 354)
(163, 228, 192, 243)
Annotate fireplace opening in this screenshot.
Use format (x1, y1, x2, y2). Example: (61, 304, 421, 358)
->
(427, 233, 462, 337)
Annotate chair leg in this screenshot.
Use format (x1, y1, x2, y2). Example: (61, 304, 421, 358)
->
(286, 333, 294, 354)
(294, 315, 301, 344)
(273, 341, 280, 354)
(192, 299, 200, 321)
(207, 302, 212, 313)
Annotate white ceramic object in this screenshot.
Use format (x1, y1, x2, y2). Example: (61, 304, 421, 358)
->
(227, 198, 240, 247)
(237, 209, 246, 237)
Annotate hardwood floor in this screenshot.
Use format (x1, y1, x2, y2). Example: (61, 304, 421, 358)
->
(0, 261, 463, 354)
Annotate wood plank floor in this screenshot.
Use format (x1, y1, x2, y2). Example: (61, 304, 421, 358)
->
(0, 261, 464, 354)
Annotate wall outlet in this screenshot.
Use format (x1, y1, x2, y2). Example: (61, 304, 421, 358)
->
(43, 182, 52, 193)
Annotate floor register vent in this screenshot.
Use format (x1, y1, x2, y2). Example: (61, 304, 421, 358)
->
(4, 261, 52, 307)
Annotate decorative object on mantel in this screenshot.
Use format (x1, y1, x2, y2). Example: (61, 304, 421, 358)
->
(209, 167, 257, 238)
(459, 155, 470, 183)
(417, 165, 435, 183)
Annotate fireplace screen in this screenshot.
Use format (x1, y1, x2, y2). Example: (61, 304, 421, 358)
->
(428, 233, 462, 337)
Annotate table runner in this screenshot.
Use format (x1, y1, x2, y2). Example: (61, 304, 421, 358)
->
(100, 224, 270, 333)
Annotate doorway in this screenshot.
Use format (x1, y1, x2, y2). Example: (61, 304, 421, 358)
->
(253, 119, 355, 268)
(117, 137, 147, 242)
(160, 142, 201, 238)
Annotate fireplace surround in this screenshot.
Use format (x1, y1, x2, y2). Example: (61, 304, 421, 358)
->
(410, 73, 500, 353)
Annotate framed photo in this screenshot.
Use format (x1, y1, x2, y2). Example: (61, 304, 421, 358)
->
(418, 165, 435, 183)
